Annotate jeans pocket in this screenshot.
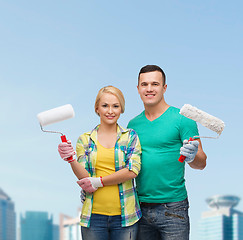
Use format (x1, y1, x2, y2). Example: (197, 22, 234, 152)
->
(164, 199, 189, 221)
(164, 211, 186, 220)
(165, 198, 189, 210)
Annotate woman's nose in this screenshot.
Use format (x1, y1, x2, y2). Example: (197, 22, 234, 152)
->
(108, 107, 113, 113)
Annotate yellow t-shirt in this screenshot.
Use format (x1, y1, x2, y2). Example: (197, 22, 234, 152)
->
(92, 141, 121, 215)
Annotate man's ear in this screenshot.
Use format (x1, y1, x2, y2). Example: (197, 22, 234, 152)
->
(163, 84, 167, 94)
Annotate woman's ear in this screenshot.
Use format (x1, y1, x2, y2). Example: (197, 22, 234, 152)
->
(95, 108, 100, 116)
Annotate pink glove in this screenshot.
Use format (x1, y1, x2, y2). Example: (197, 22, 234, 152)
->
(77, 177, 104, 193)
(58, 140, 76, 163)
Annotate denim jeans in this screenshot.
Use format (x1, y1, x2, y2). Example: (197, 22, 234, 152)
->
(81, 214, 138, 240)
(137, 198, 190, 240)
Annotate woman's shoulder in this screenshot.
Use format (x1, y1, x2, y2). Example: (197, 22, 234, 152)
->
(118, 125, 138, 139)
(77, 125, 99, 140)
(77, 131, 92, 143)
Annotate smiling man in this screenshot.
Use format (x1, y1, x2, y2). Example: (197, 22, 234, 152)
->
(127, 65, 207, 240)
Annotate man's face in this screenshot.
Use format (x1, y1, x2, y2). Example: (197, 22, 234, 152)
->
(137, 71, 167, 107)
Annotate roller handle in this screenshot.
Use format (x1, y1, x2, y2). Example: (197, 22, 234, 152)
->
(178, 137, 194, 163)
(60, 135, 74, 162)
(61, 135, 68, 142)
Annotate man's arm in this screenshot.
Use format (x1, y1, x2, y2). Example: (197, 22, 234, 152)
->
(188, 139, 207, 170)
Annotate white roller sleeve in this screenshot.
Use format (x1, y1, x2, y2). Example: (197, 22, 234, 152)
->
(180, 104, 225, 135)
(37, 104, 75, 126)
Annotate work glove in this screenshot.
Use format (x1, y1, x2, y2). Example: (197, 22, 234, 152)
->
(180, 139, 199, 163)
(80, 189, 86, 204)
(77, 177, 104, 193)
(58, 140, 76, 163)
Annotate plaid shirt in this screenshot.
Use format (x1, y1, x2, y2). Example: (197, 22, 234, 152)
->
(76, 124, 142, 227)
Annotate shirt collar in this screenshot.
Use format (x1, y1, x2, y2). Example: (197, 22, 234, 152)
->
(88, 124, 129, 144)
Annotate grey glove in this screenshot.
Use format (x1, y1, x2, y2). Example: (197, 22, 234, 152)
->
(180, 140, 199, 163)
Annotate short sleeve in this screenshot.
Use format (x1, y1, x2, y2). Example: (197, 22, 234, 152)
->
(76, 134, 89, 169)
(125, 130, 142, 176)
(179, 115, 199, 142)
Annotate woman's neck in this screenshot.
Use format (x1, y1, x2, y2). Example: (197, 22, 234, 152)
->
(97, 123, 118, 148)
(98, 122, 117, 135)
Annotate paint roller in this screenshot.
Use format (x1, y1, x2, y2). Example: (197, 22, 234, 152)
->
(178, 104, 225, 163)
(37, 104, 75, 161)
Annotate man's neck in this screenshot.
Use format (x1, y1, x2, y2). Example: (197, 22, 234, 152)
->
(144, 101, 170, 121)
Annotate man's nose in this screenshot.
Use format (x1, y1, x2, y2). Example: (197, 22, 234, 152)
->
(146, 84, 152, 91)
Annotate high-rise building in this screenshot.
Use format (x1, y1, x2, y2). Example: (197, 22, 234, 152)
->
(0, 188, 16, 240)
(20, 211, 54, 240)
(59, 209, 82, 240)
(52, 224, 60, 240)
(198, 195, 243, 240)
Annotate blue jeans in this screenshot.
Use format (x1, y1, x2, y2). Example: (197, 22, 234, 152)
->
(81, 214, 138, 240)
(137, 198, 190, 240)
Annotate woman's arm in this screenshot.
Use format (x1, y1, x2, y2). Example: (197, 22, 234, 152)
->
(70, 160, 90, 179)
(58, 134, 90, 179)
(77, 165, 138, 193)
(74, 134, 91, 179)
(102, 131, 141, 185)
(77, 130, 142, 192)
(102, 168, 137, 185)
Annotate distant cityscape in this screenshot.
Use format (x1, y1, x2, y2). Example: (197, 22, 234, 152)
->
(0, 188, 82, 240)
(198, 195, 243, 239)
(1, 187, 243, 240)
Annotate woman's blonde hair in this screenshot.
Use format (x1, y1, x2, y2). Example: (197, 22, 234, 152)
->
(95, 86, 125, 115)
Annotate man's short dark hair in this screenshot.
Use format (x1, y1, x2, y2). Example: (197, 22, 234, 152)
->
(138, 65, 166, 85)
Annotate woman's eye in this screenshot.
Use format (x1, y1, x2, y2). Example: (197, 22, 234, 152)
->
(114, 105, 120, 108)
(102, 104, 108, 107)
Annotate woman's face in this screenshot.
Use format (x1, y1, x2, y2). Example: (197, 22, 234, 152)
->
(96, 93, 122, 126)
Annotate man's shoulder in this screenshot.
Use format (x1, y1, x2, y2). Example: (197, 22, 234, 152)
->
(157, 106, 179, 120)
(128, 112, 145, 125)
(169, 106, 198, 130)
(168, 105, 180, 114)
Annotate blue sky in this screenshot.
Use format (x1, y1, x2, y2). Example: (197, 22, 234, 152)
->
(1, 1, 243, 239)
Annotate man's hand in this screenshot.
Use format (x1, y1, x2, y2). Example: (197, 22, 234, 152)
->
(77, 177, 104, 193)
(180, 140, 199, 163)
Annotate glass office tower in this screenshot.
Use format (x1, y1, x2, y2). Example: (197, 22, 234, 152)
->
(53, 224, 60, 240)
(198, 195, 243, 240)
(0, 188, 16, 240)
(20, 211, 53, 240)
(59, 210, 82, 240)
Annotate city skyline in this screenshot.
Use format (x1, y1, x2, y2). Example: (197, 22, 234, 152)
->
(21, 211, 54, 240)
(198, 195, 243, 240)
(0, 188, 16, 240)
(1, 1, 243, 239)
(3, 186, 243, 240)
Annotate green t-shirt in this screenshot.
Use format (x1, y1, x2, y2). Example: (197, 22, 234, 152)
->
(127, 106, 199, 203)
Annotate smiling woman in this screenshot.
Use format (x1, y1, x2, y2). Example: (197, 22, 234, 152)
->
(57, 85, 142, 240)
(94, 86, 125, 115)
(95, 88, 123, 131)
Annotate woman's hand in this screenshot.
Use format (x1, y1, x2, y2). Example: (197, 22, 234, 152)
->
(58, 140, 76, 163)
(77, 177, 104, 193)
